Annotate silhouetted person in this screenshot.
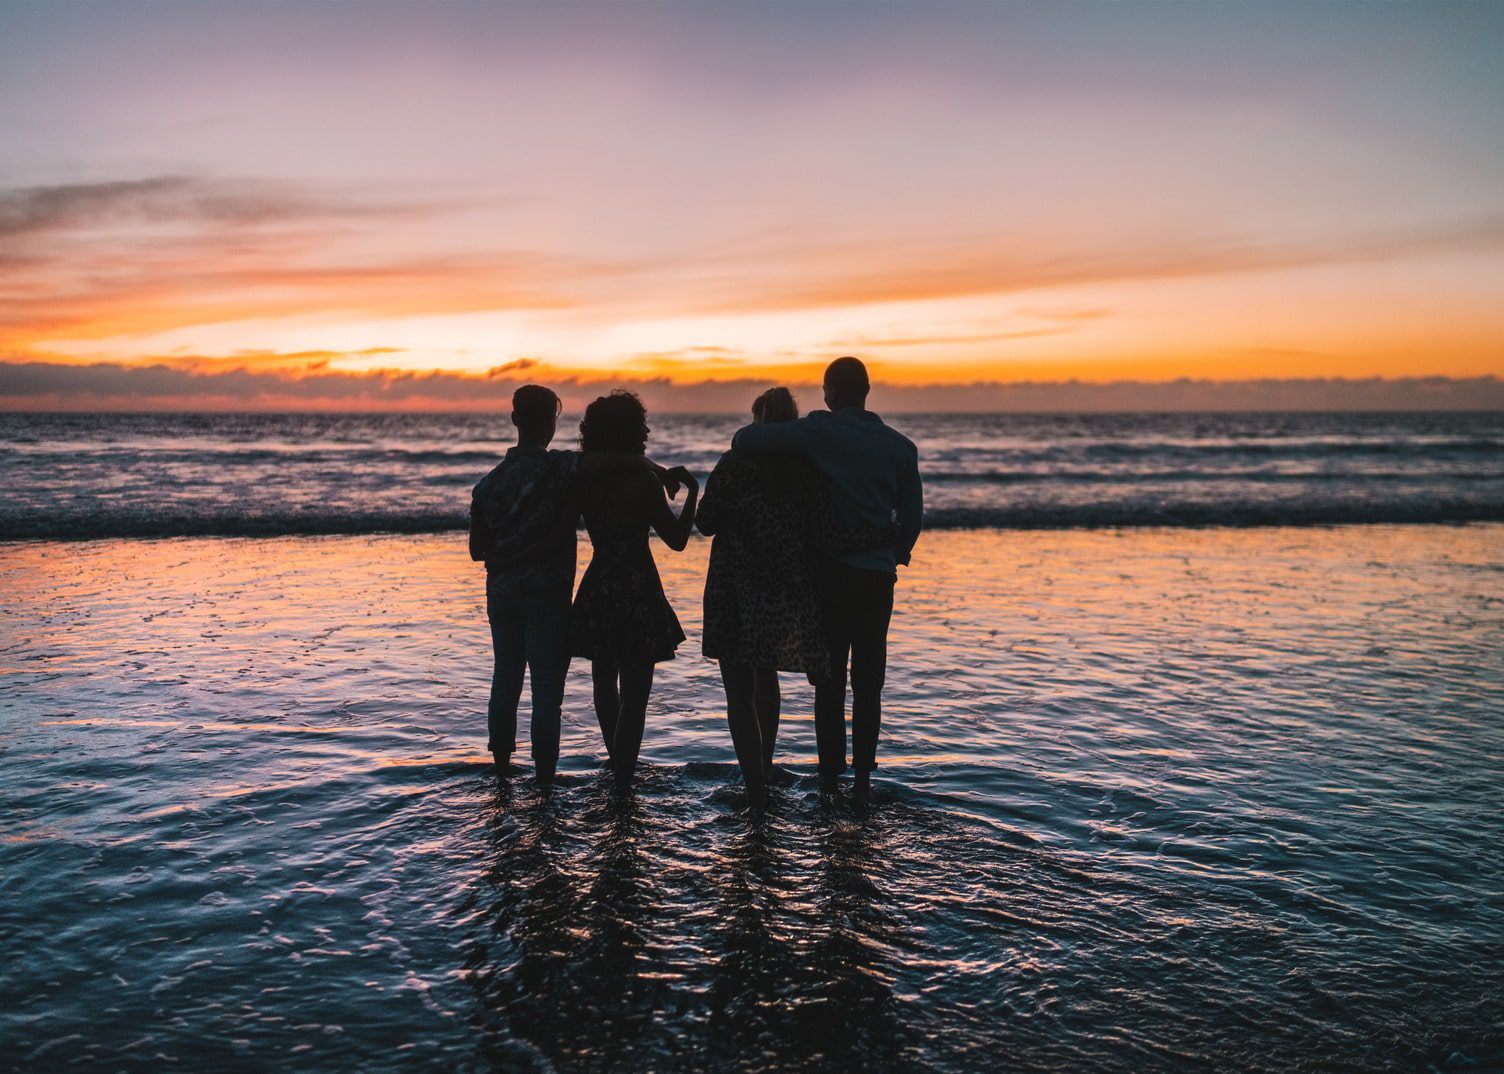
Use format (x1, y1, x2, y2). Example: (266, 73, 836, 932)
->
(697, 387, 898, 811)
(470, 385, 677, 784)
(731, 358, 922, 803)
(569, 390, 698, 786)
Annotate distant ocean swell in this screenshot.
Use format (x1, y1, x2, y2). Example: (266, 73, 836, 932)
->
(3, 410, 1500, 542)
(6, 439, 1501, 468)
(919, 468, 1504, 484)
(5, 500, 1504, 541)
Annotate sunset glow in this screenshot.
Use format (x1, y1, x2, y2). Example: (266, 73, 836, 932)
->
(3, 2, 1502, 409)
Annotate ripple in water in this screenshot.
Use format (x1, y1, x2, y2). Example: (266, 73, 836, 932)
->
(1, 527, 1501, 1071)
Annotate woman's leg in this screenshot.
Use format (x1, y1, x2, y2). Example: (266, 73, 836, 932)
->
(610, 662, 655, 784)
(592, 656, 621, 761)
(720, 662, 766, 810)
(752, 667, 781, 774)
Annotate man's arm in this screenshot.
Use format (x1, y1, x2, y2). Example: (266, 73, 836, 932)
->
(576, 450, 638, 480)
(468, 503, 492, 563)
(730, 417, 815, 455)
(574, 450, 686, 496)
(896, 444, 923, 567)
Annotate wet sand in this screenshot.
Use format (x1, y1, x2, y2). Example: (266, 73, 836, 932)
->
(2, 525, 1501, 1072)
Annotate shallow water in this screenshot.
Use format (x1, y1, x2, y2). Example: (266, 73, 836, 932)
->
(3, 411, 1502, 538)
(2, 526, 1502, 1071)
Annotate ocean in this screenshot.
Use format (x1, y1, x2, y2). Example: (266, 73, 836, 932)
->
(1, 411, 1502, 1072)
(2, 410, 1502, 540)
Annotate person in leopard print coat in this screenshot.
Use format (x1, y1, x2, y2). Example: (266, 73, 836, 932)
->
(696, 387, 896, 810)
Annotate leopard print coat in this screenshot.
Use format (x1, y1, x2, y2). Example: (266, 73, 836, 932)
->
(696, 451, 891, 680)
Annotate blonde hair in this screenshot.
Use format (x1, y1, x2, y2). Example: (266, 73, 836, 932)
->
(751, 386, 798, 424)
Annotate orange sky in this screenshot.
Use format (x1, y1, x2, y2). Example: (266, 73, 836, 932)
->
(2, 4, 1502, 408)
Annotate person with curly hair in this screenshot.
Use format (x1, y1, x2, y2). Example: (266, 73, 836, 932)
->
(570, 390, 698, 785)
(470, 384, 679, 785)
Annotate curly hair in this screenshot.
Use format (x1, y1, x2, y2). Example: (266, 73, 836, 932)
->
(579, 389, 648, 454)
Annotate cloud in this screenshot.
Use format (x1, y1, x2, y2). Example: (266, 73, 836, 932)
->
(682, 217, 1504, 315)
(1, 358, 1499, 413)
(484, 358, 542, 377)
(0, 174, 609, 344)
(148, 347, 404, 374)
(8, 174, 1504, 355)
(0, 176, 436, 239)
(824, 327, 1070, 349)
(1015, 306, 1113, 323)
(0, 357, 792, 412)
(3, 173, 1502, 396)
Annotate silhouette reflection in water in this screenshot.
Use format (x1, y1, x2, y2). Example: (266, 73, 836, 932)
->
(462, 769, 1500, 1074)
(464, 774, 916, 1072)
(702, 814, 910, 1070)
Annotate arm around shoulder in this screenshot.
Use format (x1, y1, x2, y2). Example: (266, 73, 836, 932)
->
(576, 449, 648, 482)
(730, 417, 812, 455)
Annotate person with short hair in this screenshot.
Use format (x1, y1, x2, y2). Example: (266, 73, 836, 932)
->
(730, 358, 923, 803)
(470, 385, 682, 784)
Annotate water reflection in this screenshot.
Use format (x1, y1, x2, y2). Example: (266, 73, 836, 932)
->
(703, 814, 908, 1070)
(467, 781, 917, 1072)
(6, 527, 1502, 1072)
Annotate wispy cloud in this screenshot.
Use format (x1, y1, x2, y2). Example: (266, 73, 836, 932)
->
(149, 347, 405, 374)
(3, 4, 1501, 393)
(0, 176, 439, 239)
(0, 175, 611, 343)
(8, 174, 1504, 348)
(824, 327, 1071, 349)
(3, 174, 1502, 391)
(682, 218, 1504, 315)
(2, 358, 1498, 413)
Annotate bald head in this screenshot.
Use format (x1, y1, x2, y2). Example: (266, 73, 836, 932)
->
(823, 356, 870, 411)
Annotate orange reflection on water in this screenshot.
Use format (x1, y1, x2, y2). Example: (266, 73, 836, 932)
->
(3, 523, 1500, 784)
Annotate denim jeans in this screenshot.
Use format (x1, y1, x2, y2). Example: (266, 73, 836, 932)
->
(814, 560, 896, 776)
(487, 584, 571, 776)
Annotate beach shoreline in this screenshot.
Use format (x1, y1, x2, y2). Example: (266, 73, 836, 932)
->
(2, 524, 1501, 1071)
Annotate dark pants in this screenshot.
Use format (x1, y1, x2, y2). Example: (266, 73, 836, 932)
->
(814, 560, 896, 776)
(487, 585, 571, 778)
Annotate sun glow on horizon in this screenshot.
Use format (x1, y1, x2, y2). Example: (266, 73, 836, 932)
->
(2, 3, 1501, 408)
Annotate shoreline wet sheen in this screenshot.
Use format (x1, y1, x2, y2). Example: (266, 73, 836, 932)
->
(2, 526, 1502, 1072)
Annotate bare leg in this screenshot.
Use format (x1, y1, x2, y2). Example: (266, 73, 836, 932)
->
(592, 656, 620, 762)
(752, 667, 781, 775)
(720, 662, 766, 810)
(610, 662, 655, 785)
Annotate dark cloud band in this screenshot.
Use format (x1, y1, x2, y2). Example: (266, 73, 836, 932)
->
(1, 360, 1498, 413)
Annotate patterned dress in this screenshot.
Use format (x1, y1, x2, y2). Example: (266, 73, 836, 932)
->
(569, 513, 686, 666)
(696, 451, 892, 681)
